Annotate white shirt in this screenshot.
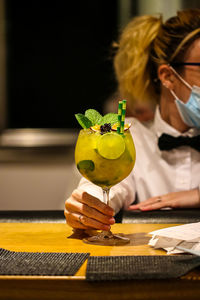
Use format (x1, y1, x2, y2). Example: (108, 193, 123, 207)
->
(78, 106, 200, 213)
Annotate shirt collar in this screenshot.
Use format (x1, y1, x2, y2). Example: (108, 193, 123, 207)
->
(152, 105, 200, 138)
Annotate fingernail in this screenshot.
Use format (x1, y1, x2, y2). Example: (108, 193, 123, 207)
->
(109, 217, 115, 224)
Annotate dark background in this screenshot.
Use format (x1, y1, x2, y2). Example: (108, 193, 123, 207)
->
(5, 0, 119, 129)
(4, 1, 200, 130)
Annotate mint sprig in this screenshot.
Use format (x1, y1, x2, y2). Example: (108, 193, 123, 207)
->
(85, 109, 103, 125)
(75, 109, 118, 129)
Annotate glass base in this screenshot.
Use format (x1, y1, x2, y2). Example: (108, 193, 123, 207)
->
(83, 230, 130, 246)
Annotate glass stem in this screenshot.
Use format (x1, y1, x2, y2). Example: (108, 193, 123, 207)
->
(102, 188, 110, 206)
(102, 188, 111, 235)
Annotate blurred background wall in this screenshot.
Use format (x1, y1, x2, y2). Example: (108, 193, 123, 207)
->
(0, 0, 200, 210)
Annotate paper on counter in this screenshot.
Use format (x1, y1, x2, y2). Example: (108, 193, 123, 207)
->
(148, 222, 200, 255)
(175, 245, 200, 256)
(150, 222, 200, 241)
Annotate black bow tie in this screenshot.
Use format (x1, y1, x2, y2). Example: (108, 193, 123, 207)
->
(158, 133, 200, 151)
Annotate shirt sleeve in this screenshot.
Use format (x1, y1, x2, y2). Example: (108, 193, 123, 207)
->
(78, 173, 136, 213)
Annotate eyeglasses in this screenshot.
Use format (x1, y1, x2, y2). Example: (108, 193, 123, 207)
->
(171, 62, 200, 66)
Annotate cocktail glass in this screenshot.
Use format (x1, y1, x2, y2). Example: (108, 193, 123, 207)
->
(75, 125, 136, 245)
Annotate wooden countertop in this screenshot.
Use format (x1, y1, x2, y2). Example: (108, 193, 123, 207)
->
(0, 222, 199, 300)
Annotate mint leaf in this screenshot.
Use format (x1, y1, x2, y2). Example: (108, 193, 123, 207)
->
(77, 160, 95, 172)
(75, 109, 118, 128)
(75, 113, 92, 129)
(85, 109, 102, 126)
(101, 113, 118, 125)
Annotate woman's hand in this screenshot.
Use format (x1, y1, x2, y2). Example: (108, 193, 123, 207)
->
(128, 189, 200, 211)
(64, 189, 115, 230)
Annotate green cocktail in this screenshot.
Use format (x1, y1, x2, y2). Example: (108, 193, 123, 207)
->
(74, 101, 136, 245)
(75, 129, 135, 189)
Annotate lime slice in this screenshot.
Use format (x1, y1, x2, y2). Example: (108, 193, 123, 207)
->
(97, 133, 125, 159)
(111, 123, 131, 131)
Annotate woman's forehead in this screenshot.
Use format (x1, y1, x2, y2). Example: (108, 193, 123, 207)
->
(184, 38, 200, 62)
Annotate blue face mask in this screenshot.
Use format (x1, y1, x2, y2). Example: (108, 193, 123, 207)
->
(169, 66, 200, 129)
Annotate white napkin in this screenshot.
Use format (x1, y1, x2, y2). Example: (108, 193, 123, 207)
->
(148, 222, 200, 255)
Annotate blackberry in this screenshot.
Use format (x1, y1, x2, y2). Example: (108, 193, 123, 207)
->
(100, 123, 112, 134)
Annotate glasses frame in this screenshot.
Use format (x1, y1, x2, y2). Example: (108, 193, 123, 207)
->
(171, 62, 200, 66)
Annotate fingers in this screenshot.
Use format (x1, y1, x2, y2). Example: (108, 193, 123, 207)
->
(72, 189, 114, 216)
(128, 198, 160, 210)
(128, 196, 172, 211)
(129, 198, 157, 210)
(64, 189, 115, 230)
(139, 200, 171, 211)
(64, 209, 111, 231)
(66, 196, 115, 225)
(64, 209, 88, 229)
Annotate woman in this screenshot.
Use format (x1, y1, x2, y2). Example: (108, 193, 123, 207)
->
(65, 9, 200, 231)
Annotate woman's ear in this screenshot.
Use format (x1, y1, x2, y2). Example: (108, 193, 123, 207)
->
(157, 64, 175, 89)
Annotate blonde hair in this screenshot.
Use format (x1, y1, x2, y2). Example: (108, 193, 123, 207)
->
(114, 9, 200, 106)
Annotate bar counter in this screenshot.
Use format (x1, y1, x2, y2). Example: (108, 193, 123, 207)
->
(0, 220, 200, 300)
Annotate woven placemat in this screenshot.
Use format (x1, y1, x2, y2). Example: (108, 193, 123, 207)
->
(86, 255, 200, 281)
(0, 248, 89, 276)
